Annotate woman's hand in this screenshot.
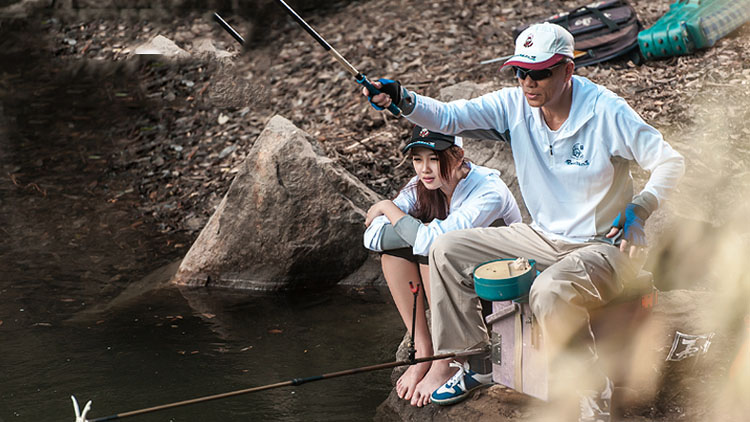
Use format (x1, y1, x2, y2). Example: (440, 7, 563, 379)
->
(365, 200, 389, 227)
(365, 200, 407, 227)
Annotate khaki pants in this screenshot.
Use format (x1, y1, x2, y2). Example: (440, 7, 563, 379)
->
(428, 223, 639, 361)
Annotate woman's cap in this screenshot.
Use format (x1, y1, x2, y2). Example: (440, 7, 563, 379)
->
(502, 22, 575, 70)
(403, 126, 463, 153)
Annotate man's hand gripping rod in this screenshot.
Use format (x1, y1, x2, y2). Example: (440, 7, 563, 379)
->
(213, 2, 401, 117)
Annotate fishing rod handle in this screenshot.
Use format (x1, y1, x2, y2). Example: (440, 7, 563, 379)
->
(357, 74, 401, 117)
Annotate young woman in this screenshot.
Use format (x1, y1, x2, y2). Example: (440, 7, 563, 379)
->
(363, 125, 522, 406)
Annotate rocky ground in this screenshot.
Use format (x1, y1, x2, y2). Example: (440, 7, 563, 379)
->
(3, 0, 748, 243)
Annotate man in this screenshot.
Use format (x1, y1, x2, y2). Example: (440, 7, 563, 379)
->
(365, 22, 685, 420)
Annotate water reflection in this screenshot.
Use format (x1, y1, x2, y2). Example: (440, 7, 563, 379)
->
(0, 284, 402, 421)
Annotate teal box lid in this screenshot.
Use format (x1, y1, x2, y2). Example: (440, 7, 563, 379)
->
(473, 258, 538, 301)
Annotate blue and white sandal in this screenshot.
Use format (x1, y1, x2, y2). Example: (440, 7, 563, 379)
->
(430, 360, 493, 405)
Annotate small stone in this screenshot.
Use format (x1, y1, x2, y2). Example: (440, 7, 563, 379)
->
(218, 145, 237, 159)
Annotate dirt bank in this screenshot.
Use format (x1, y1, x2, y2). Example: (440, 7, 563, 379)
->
(6, 0, 748, 243)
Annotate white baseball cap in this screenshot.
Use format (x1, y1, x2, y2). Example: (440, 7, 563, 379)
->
(503, 23, 575, 70)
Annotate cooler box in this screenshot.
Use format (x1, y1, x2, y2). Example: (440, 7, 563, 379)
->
(638, 0, 750, 60)
(484, 276, 658, 401)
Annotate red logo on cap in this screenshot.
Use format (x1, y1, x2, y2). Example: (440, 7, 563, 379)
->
(524, 35, 534, 48)
(419, 128, 429, 137)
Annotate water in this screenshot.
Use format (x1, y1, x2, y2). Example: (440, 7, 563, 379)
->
(0, 283, 403, 422)
(0, 22, 403, 420)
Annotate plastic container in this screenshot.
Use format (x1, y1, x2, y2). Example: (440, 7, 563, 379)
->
(473, 259, 537, 301)
(638, 0, 750, 60)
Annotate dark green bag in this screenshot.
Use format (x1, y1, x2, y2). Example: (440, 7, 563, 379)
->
(638, 0, 750, 60)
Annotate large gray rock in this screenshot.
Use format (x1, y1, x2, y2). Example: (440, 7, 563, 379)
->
(172, 115, 381, 291)
(337, 253, 386, 287)
(438, 81, 530, 223)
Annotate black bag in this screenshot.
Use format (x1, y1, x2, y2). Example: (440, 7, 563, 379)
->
(514, 0, 643, 67)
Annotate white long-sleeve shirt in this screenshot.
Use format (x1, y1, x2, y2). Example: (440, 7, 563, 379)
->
(364, 162, 522, 256)
(403, 75, 685, 243)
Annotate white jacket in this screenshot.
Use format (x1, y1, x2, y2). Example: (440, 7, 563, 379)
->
(404, 76, 685, 242)
(364, 162, 522, 256)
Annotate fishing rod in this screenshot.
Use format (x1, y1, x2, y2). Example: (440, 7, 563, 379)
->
(73, 347, 488, 421)
(212, 2, 401, 117)
(213, 12, 245, 45)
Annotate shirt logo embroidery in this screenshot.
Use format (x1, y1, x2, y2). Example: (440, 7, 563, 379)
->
(565, 143, 590, 166)
(419, 128, 430, 137)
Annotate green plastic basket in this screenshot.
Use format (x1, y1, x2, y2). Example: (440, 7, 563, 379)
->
(638, 0, 750, 60)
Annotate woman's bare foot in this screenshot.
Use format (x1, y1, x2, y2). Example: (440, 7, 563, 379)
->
(410, 359, 458, 407)
(396, 361, 431, 401)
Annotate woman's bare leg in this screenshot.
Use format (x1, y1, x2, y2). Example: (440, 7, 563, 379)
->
(410, 263, 454, 407)
(381, 254, 433, 401)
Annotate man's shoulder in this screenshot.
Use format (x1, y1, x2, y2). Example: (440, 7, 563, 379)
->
(466, 164, 514, 196)
(575, 76, 615, 101)
(574, 76, 631, 116)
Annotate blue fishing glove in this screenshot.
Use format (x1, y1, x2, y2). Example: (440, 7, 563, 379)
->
(610, 203, 649, 247)
(368, 78, 401, 111)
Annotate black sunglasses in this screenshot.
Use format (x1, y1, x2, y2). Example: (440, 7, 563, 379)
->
(513, 63, 563, 81)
